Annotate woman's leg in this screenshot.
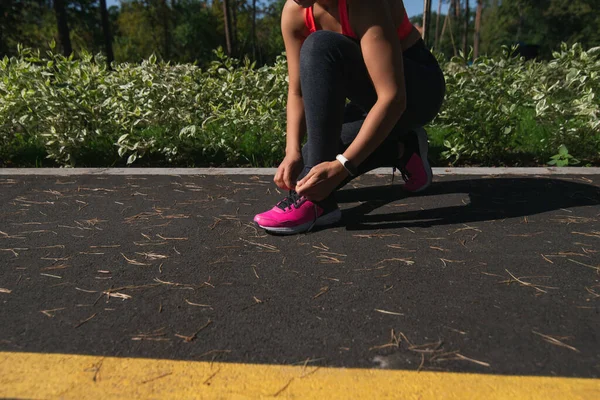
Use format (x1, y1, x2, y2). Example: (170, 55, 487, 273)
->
(298, 32, 444, 186)
(298, 31, 381, 175)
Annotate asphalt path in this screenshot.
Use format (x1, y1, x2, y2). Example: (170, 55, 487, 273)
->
(0, 173, 599, 378)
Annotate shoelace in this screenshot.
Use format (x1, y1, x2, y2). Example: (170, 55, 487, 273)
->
(276, 190, 303, 211)
(391, 166, 410, 184)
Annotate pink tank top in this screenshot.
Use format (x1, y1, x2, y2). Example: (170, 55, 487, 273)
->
(304, 0, 414, 40)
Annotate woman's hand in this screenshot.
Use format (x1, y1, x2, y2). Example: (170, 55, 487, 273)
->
(296, 160, 349, 201)
(274, 151, 304, 191)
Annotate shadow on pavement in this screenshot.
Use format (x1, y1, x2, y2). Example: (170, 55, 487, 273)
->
(335, 177, 600, 230)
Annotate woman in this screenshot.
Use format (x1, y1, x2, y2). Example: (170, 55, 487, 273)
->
(254, 0, 445, 234)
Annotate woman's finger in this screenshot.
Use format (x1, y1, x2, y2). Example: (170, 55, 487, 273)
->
(274, 167, 282, 183)
(284, 170, 295, 191)
(297, 169, 313, 187)
(274, 169, 288, 190)
(297, 175, 317, 196)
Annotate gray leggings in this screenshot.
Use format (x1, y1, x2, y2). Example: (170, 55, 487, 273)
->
(298, 30, 446, 180)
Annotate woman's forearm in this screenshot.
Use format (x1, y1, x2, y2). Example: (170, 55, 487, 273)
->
(342, 99, 405, 166)
(285, 92, 307, 155)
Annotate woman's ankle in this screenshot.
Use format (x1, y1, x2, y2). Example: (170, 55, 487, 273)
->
(398, 142, 405, 159)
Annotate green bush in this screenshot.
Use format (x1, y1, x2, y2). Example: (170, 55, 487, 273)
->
(433, 44, 600, 166)
(0, 43, 288, 167)
(0, 42, 598, 167)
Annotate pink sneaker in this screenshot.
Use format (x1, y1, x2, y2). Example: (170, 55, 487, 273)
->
(254, 191, 342, 235)
(394, 127, 433, 193)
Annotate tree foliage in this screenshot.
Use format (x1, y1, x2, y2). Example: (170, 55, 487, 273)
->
(480, 0, 600, 58)
(1, 0, 287, 66)
(415, 0, 599, 60)
(2, 0, 598, 64)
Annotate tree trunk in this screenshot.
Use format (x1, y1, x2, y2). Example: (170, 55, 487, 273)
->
(231, 0, 238, 52)
(516, 1, 523, 42)
(53, 0, 72, 56)
(0, 0, 8, 57)
(160, 0, 170, 59)
(449, 0, 454, 18)
(222, 0, 233, 55)
(99, 0, 114, 67)
(422, 0, 432, 46)
(462, 0, 470, 56)
(252, 0, 257, 60)
(449, 0, 459, 52)
(473, 0, 483, 59)
(434, 0, 442, 49)
(440, 10, 449, 44)
(447, 12, 457, 57)
(0, 14, 4, 58)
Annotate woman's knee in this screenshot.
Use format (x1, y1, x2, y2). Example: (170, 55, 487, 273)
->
(300, 31, 346, 68)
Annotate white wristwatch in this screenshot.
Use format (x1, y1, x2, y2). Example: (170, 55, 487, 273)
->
(336, 154, 357, 176)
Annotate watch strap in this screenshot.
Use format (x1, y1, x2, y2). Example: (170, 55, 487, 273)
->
(336, 154, 357, 176)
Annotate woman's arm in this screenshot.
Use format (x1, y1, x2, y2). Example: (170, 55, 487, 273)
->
(341, 0, 407, 167)
(280, 1, 308, 155)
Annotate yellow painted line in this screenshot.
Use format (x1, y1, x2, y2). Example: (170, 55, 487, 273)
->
(0, 352, 598, 399)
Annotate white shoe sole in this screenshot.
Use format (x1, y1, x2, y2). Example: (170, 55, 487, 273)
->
(257, 209, 342, 235)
